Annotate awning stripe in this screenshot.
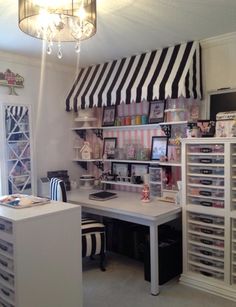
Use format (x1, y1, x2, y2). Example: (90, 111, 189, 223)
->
(66, 41, 202, 110)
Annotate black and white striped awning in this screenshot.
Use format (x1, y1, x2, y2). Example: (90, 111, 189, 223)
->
(66, 41, 202, 111)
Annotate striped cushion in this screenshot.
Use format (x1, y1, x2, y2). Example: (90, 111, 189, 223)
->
(81, 218, 105, 258)
(50, 178, 67, 202)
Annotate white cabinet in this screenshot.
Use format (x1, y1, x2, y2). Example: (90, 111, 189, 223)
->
(0, 102, 35, 195)
(180, 138, 236, 301)
(0, 202, 82, 307)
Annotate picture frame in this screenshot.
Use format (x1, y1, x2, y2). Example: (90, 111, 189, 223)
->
(150, 136, 168, 160)
(102, 106, 116, 127)
(103, 137, 117, 159)
(148, 100, 165, 124)
(112, 162, 129, 177)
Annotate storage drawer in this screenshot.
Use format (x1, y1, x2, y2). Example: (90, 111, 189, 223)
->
(188, 155, 224, 164)
(0, 284, 14, 303)
(149, 167, 162, 182)
(188, 196, 224, 208)
(0, 297, 13, 307)
(188, 166, 224, 176)
(0, 270, 14, 287)
(0, 255, 13, 272)
(189, 224, 224, 237)
(187, 144, 224, 154)
(188, 175, 224, 186)
(188, 213, 224, 226)
(149, 183, 162, 197)
(189, 254, 224, 269)
(189, 264, 224, 280)
(0, 220, 12, 235)
(188, 187, 224, 198)
(189, 234, 224, 248)
(0, 241, 13, 257)
(190, 244, 224, 259)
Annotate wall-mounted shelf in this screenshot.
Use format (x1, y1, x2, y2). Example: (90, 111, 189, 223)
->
(101, 180, 142, 188)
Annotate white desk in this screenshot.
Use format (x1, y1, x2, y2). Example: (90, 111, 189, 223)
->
(68, 189, 181, 295)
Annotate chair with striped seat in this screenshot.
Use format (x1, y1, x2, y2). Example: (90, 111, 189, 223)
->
(50, 178, 106, 271)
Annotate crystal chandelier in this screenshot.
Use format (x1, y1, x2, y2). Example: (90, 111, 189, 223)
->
(18, 0, 97, 59)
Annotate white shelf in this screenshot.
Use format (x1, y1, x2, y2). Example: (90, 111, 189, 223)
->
(187, 173, 225, 178)
(71, 127, 101, 131)
(103, 159, 156, 164)
(187, 153, 224, 156)
(186, 205, 225, 216)
(73, 159, 102, 162)
(188, 163, 224, 167)
(187, 183, 224, 189)
(101, 180, 142, 188)
(102, 123, 159, 130)
(188, 194, 224, 201)
(159, 161, 181, 167)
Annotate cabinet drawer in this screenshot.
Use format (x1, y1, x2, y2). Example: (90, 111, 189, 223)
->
(0, 270, 14, 287)
(188, 166, 224, 176)
(188, 196, 224, 209)
(187, 144, 224, 154)
(189, 264, 224, 280)
(0, 256, 13, 272)
(189, 234, 224, 248)
(189, 224, 224, 237)
(0, 284, 14, 303)
(189, 254, 224, 269)
(0, 297, 14, 307)
(188, 155, 224, 164)
(189, 213, 224, 226)
(190, 244, 224, 259)
(188, 187, 224, 198)
(188, 175, 224, 186)
(0, 241, 13, 257)
(0, 220, 12, 235)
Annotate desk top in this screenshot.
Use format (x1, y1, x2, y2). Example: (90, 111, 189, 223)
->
(68, 189, 181, 222)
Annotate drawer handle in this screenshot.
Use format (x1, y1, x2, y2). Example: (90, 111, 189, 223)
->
(200, 179, 212, 185)
(200, 158, 212, 164)
(201, 228, 213, 235)
(200, 270, 212, 277)
(0, 224, 5, 230)
(0, 244, 8, 252)
(1, 288, 10, 296)
(200, 148, 213, 153)
(0, 273, 9, 281)
(200, 169, 212, 175)
(200, 201, 212, 207)
(201, 239, 213, 245)
(0, 260, 8, 267)
(200, 218, 213, 224)
(200, 250, 212, 256)
(199, 191, 212, 196)
(200, 259, 213, 266)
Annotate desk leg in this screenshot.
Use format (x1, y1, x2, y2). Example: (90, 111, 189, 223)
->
(149, 224, 159, 295)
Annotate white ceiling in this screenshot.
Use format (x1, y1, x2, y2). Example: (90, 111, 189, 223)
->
(1, 0, 236, 68)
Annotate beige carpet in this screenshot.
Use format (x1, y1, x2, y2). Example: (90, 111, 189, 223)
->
(82, 252, 236, 307)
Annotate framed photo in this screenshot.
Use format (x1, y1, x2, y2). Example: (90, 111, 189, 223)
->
(112, 162, 129, 177)
(150, 136, 168, 160)
(148, 100, 165, 124)
(102, 106, 116, 127)
(103, 137, 117, 159)
(131, 163, 149, 176)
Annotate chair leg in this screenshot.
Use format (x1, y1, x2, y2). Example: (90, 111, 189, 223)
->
(100, 252, 106, 271)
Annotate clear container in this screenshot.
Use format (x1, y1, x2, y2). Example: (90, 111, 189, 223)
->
(189, 224, 224, 237)
(187, 144, 224, 154)
(188, 213, 224, 226)
(188, 155, 224, 164)
(188, 187, 224, 198)
(188, 196, 224, 208)
(188, 175, 224, 186)
(189, 234, 224, 248)
(188, 166, 224, 176)
(164, 109, 186, 122)
(190, 244, 224, 259)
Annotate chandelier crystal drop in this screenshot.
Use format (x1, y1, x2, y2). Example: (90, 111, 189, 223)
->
(18, 0, 97, 59)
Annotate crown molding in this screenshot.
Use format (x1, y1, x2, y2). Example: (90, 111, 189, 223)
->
(200, 32, 236, 49)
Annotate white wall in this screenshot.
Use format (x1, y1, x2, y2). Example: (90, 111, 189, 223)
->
(0, 51, 80, 193)
(201, 32, 236, 117)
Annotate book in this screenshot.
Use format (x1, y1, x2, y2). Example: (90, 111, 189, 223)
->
(89, 191, 117, 201)
(0, 194, 50, 209)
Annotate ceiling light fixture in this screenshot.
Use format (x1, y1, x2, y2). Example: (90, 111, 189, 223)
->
(18, 0, 97, 59)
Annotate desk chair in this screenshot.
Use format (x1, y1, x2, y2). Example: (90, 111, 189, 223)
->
(50, 178, 106, 271)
